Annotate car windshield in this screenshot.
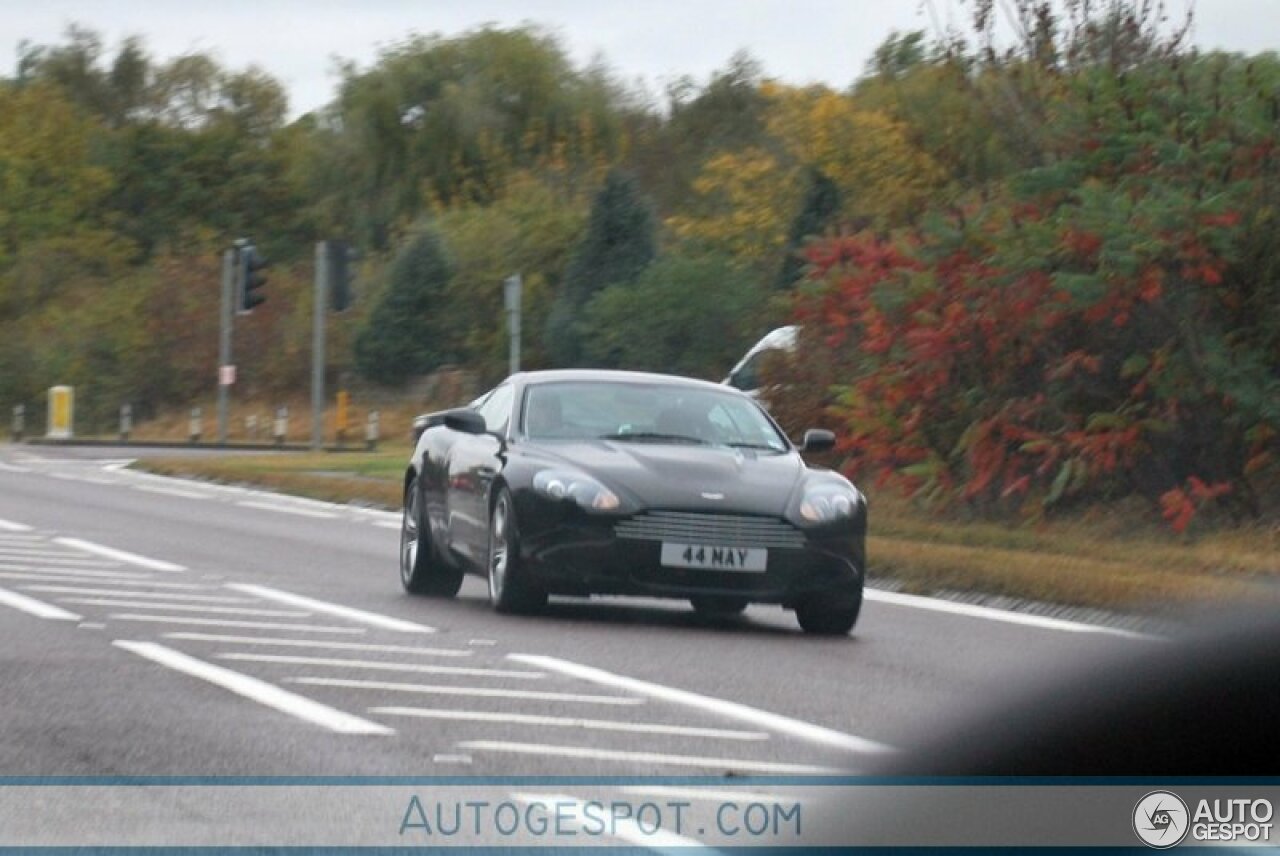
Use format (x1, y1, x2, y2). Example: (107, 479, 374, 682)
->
(521, 380, 789, 451)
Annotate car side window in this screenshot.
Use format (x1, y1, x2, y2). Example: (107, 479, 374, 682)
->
(475, 384, 514, 434)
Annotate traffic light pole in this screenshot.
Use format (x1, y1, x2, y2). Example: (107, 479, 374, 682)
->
(311, 241, 328, 451)
(217, 248, 235, 444)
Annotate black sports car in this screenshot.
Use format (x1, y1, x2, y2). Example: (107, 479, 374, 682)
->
(399, 370, 867, 634)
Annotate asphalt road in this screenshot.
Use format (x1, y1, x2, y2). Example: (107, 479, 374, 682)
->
(0, 443, 1161, 845)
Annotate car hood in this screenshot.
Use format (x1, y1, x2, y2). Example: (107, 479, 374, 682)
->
(530, 439, 805, 515)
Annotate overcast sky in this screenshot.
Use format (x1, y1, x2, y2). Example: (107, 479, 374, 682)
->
(2, 0, 1271, 117)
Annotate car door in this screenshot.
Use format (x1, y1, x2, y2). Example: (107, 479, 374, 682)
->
(445, 383, 514, 565)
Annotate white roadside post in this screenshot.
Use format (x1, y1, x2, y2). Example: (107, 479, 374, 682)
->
(119, 403, 132, 443)
(274, 406, 289, 447)
(504, 274, 522, 376)
(189, 407, 203, 444)
(366, 410, 380, 451)
(11, 404, 24, 442)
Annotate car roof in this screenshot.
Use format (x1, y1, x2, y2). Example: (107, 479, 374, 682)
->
(509, 369, 740, 394)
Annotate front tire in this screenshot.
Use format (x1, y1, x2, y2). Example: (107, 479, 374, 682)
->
(400, 475, 464, 597)
(795, 589, 862, 635)
(487, 487, 547, 614)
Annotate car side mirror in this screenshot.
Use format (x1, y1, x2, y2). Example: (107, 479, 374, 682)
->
(444, 409, 487, 435)
(801, 428, 836, 453)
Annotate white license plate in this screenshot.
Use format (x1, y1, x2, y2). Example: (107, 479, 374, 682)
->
(660, 543, 767, 572)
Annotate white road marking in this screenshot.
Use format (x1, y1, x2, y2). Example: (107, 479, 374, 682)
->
(0, 462, 33, 474)
(54, 538, 185, 572)
(462, 741, 840, 774)
(109, 615, 367, 633)
(512, 792, 707, 850)
(225, 584, 435, 634)
(288, 677, 644, 706)
(99, 460, 136, 471)
(133, 484, 209, 500)
(372, 707, 769, 740)
(469, 639, 498, 646)
(0, 548, 123, 561)
(59, 599, 311, 617)
(5, 574, 206, 589)
(236, 500, 337, 519)
(0, 568, 153, 582)
(864, 589, 1158, 640)
(373, 520, 402, 530)
(26, 586, 252, 603)
(113, 641, 393, 735)
(0, 519, 36, 532)
(218, 652, 543, 679)
(163, 633, 471, 657)
(621, 785, 800, 805)
(0, 587, 81, 621)
(510, 654, 895, 757)
(432, 754, 473, 765)
(77, 622, 107, 630)
(0, 556, 130, 569)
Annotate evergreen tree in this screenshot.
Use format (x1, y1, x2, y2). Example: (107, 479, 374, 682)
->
(546, 169, 656, 365)
(773, 168, 840, 292)
(354, 230, 455, 385)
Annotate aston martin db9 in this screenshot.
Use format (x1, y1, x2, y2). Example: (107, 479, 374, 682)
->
(399, 370, 867, 634)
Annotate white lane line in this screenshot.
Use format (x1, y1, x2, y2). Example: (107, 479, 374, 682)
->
(218, 652, 542, 680)
(864, 589, 1159, 640)
(288, 677, 644, 706)
(0, 462, 33, 474)
(462, 741, 840, 774)
(133, 484, 209, 500)
(78, 622, 107, 630)
(432, 754, 473, 765)
(0, 555, 125, 568)
(99, 460, 136, 472)
(510, 654, 895, 757)
(112, 641, 393, 735)
(163, 633, 472, 657)
(54, 538, 185, 572)
(59, 599, 311, 617)
(235, 500, 337, 519)
(621, 785, 800, 805)
(469, 639, 498, 646)
(109, 615, 367, 634)
(225, 584, 435, 634)
(26, 587, 252, 603)
(3, 573, 204, 588)
(373, 520, 402, 530)
(0, 587, 81, 621)
(0, 568, 153, 581)
(512, 792, 707, 850)
(0, 519, 35, 532)
(372, 707, 769, 741)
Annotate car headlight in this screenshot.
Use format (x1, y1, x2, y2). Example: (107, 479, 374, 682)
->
(797, 482, 864, 524)
(533, 469, 621, 512)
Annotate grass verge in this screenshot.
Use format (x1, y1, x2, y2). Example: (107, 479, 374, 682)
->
(132, 452, 1280, 614)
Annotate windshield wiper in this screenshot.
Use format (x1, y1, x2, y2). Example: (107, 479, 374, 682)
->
(599, 432, 708, 445)
(725, 441, 786, 452)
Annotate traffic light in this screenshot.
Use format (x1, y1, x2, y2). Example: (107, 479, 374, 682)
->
(238, 243, 269, 314)
(328, 240, 357, 312)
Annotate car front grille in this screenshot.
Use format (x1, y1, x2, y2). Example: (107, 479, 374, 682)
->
(614, 510, 806, 549)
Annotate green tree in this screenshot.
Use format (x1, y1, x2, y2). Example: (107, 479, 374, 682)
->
(546, 168, 656, 365)
(773, 167, 841, 291)
(579, 252, 763, 377)
(354, 230, 456, 385)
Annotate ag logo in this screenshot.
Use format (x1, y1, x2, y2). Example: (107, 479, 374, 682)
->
(1134, 791, 1189, 848)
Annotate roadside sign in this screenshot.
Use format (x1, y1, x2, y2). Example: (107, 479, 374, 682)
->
(219, 365, 237, 386)
(47, 386, 74, 439)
